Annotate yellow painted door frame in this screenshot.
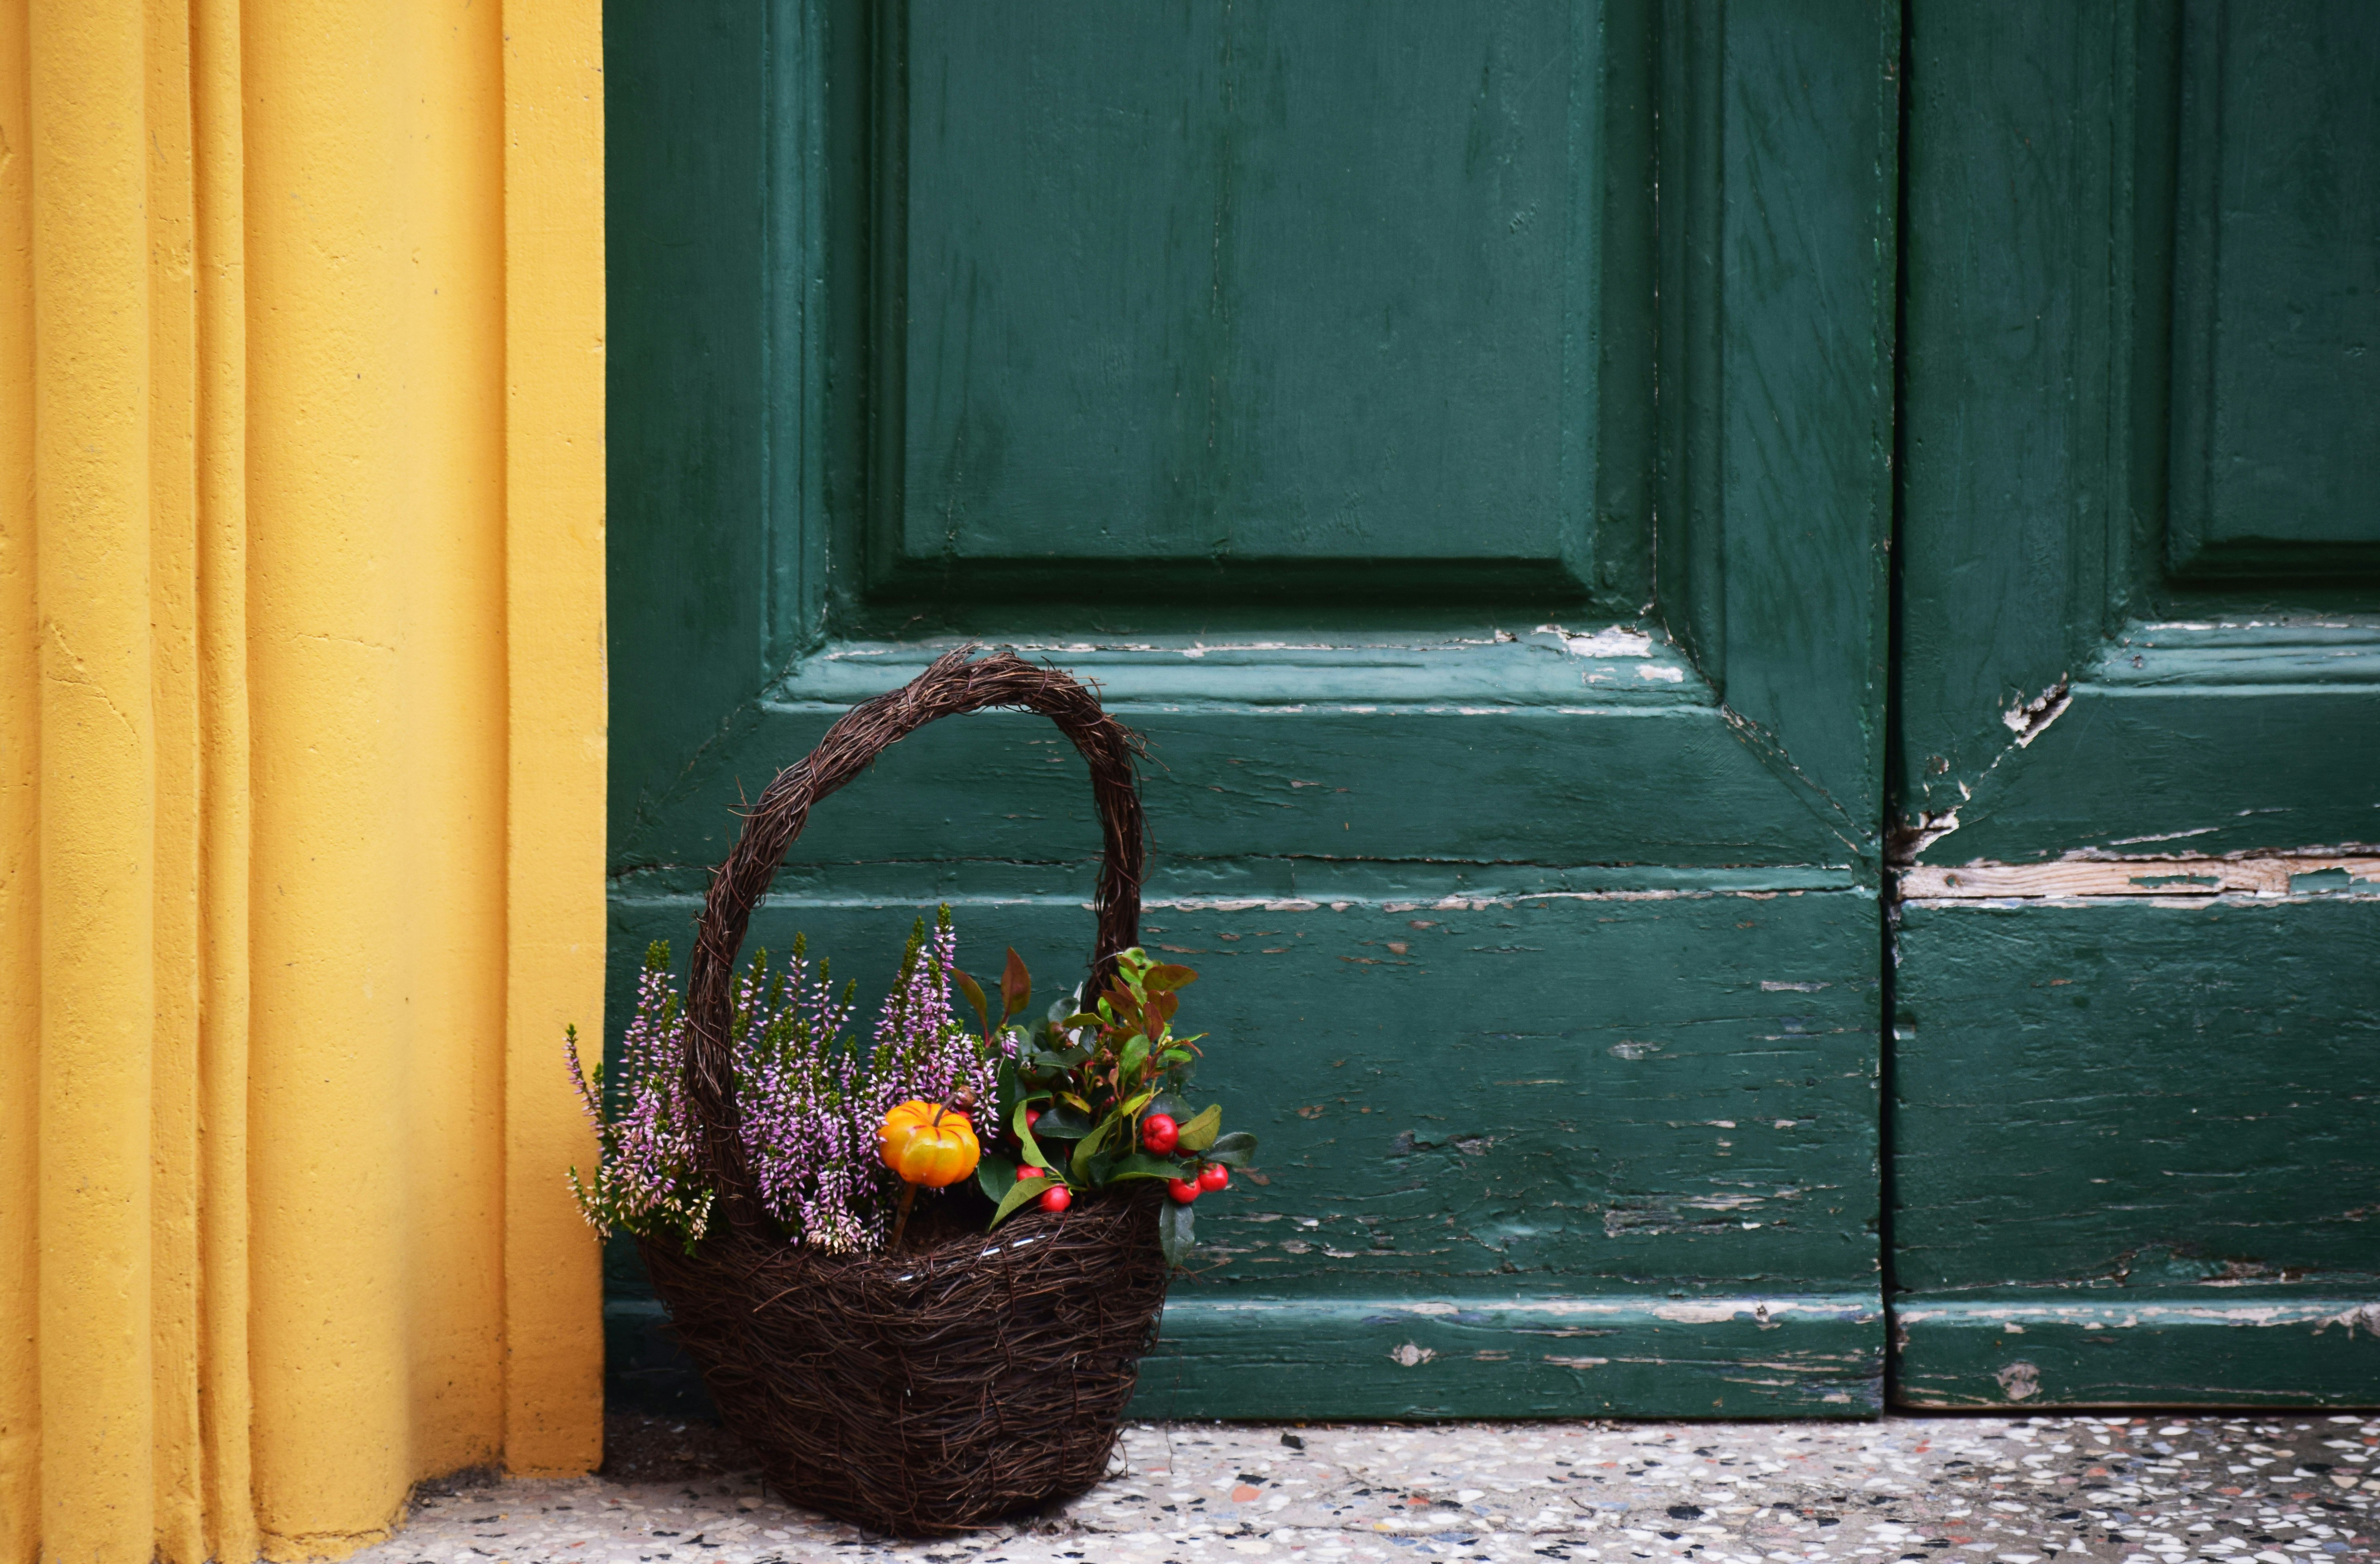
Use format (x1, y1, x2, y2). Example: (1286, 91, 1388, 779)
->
(0, 2, 607, 1559)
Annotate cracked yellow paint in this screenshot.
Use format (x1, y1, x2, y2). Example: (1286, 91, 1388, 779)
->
(0, 2, 605, 1559)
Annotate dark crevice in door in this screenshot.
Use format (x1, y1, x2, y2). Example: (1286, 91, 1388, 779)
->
(1879, 0, 1917, 1409)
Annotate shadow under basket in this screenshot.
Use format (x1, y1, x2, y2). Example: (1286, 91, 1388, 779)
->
(637, 1187, 1166, 1534)
(638, 649, 1172, 1536)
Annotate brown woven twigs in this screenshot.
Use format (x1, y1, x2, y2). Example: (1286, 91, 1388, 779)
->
(683, 645, 1148, 1225)
(642, 648, 1167, 1536)
(641, 1187, 1166, 1536)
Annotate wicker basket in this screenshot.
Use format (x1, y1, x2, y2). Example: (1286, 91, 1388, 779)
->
(637, 647, 1168, 1536)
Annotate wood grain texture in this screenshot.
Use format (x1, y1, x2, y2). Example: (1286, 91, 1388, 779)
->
(1136, 1295, 1883, 1419)
(1892, 899, 2380, 1296)
(608, 646, 1865, 877)
(615, 887, 1880, 1290)
(1894, 0, 2128, 833)
(603, 0, 780, 834)
(895, 2, 1604, 585)
(1915, 677, 2380, 865)
(1894, 1296, 2380, 1410)
(605, 880, 1887, 1418)
(606, 1290, 1891, 1419)
(1897, 2, 2380, 863)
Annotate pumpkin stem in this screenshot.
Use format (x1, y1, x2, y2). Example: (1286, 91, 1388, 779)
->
(888, 1180, 920, 1252)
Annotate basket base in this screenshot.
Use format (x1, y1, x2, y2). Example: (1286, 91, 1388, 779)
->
(639, 1189, 1167, 1536)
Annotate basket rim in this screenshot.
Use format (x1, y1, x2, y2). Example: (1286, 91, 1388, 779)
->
(640, 1181, 1157, 1273)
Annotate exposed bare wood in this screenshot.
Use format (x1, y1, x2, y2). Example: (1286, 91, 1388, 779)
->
(1900, 855, 2380, 902)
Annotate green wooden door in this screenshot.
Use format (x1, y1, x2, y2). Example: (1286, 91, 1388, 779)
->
(608, 0, 1897, 1419)
(1892, 0, 2380, 1407)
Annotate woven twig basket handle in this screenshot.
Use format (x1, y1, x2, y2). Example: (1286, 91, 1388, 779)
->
(682, 646, 1146, 1224)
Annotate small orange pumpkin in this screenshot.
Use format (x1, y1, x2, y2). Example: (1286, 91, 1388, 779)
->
(878, 1100, 981, 1189)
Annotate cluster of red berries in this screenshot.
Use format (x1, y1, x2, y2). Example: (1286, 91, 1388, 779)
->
(1015, 1110, 1229, 1214)
(1015, 1108, 1069, 1211)
(1142, 1112, 1230, 1204)
(1013, 1163, 1072, 1212)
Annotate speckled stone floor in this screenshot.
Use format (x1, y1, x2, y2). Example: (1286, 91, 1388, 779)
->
(356, 1412, 2378, 1564)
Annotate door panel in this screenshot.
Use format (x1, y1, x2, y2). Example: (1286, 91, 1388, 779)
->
(610, 0, 1897, 1418)
(1892, 0, 2380, 1407)
(2167, 0, 2380, 574)
(897, 4, 1599, 583)
(610, 873, 1886, 1417)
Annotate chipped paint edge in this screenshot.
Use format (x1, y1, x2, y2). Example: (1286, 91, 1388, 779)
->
(1892, 1294, 2380, 1409)
(1133, 1291, 1886, 1420)
(1899, 853, 2380, 903)
(1895, 1298, 2380, 1332)
(1170, 1293, 1883, 1327)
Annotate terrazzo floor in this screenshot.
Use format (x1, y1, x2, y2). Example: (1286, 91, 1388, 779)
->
(357, 1412, 2379, 1564)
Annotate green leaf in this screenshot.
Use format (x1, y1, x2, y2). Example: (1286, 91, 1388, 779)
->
(1000, 948, 1032, 1026)
(989, 1169, 1053, 1230)
(976, 1152, 1018, 1204)
(1070, 1114, 1117, 1183)
(1106, 1153, 1187, 1182)
(1146, 1090, 1194, 1123)
(1012, 1096, 1056, 1173)
(1161, 1048, 1193, 1064)
(1204, 1131, 1258, 1167)
(952, 967, 989, 1028)
(1119, 1035, 1149, 1078)
(1158, 1200, 1195, 1267)
(1175, 1103, 1223, 1152)
(1034, 1102, 1092, 1139)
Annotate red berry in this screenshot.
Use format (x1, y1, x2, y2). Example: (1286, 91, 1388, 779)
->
(1026, 1108, 1041, 1129)
(1167, 1177, 1200, 1204)
(1142, 1113, 1180, 1154)
(1198, 1162, 1229, 1192)
(1016, 1165, 1044, 1179)
(1039, 1184, 1072, 1213)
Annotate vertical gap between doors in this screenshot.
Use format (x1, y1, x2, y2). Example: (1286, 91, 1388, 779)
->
(1878, 0, 1917, 1411)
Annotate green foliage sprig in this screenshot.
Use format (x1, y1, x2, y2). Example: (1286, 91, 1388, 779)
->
(965, 947, 1257, 1266)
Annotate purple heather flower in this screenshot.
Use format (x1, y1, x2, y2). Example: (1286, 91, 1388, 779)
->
(564, 943, 715, 1247)
(570, 912, 1015, 1254)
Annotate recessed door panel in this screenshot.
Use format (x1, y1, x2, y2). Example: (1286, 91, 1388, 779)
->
(2169, 0, 2380, 575)
(899, 3, 1596, 584)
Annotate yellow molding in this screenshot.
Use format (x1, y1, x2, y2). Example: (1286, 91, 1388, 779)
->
(0, 9, 42, 1559)
(501, 0, 607, 1479)
(31, 9, 160, 1564)
(190, 1, 259, 1555)
(0, 2, 605, 1558)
